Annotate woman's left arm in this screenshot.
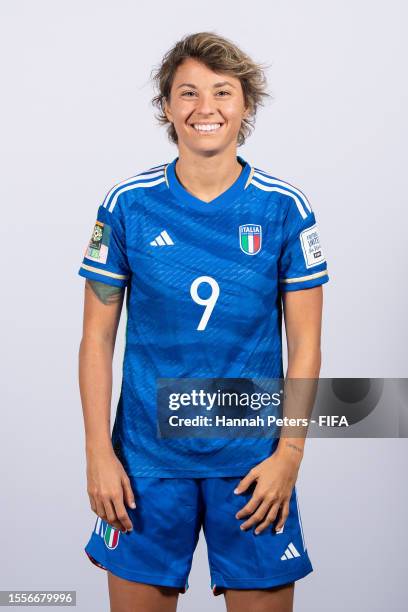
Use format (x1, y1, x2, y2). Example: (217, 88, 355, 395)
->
(234, 286, 323, 534)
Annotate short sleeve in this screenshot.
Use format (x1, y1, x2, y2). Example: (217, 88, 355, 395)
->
(78, 193, 130, 288)
(278, 191, 329, 292)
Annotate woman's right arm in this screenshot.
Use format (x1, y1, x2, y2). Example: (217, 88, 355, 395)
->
(78, 279, 136, 533)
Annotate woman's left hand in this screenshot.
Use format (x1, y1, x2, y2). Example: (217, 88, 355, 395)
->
(234, 448, 303, 534)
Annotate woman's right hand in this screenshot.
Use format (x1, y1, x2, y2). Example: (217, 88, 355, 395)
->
(86, 445, 136, 533)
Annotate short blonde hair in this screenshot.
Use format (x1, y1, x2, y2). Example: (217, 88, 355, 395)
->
(150, 31, 272, 146)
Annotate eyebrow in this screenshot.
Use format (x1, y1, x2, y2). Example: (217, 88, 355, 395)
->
(176, 81, 236, 89)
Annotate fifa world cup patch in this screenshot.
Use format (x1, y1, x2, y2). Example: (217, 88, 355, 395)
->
(299, 223, 326, 268)
(239, 224, 262, 255)
(84, 220, 111, 264)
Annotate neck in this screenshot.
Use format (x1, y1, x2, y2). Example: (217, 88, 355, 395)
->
(174, 146, 243, 203)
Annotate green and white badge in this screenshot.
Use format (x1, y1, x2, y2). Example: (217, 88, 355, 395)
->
(85, 220, 112, 264)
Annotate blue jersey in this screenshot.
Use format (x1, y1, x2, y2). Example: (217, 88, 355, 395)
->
(78, 156, 329, 477)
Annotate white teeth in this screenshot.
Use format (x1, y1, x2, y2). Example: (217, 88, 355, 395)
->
(193, 123, 222, 132)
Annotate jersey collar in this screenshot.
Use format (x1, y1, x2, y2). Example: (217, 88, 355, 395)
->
(164, 155, 254, 213)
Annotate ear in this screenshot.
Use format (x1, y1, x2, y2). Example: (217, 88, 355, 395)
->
(163, 97, 173, 123)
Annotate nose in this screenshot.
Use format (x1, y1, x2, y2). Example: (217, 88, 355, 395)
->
(194, 91, 217, 116)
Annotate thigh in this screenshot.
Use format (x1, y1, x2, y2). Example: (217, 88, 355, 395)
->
(84, 477, 201, 596)
(108, 571, 179, 612)
(201, 477, 313, 595)
(224, 581, 294, 612)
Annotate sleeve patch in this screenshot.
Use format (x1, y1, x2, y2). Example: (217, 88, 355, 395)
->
(84, 221, 112, 264)
(299, 223, 326, 268)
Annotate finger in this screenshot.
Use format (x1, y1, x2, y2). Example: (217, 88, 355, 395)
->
(236, 484, 277, 519)
(103, 498, 126, 532)
(254, 502, 282, 534)
(95, 497, 107, 520)
(239, 499, 272, 531)
(88, 493, 97, 514)
(234, 469, 258, 495)
(235, 492, 263, 519)
(94, 496, 122, 531)
(112, 495, 134, 532)
(274, 500, 290, 532)
(121, 475, 136, 510)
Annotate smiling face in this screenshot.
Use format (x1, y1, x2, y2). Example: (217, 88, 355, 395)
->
(164, 58, 250, 157)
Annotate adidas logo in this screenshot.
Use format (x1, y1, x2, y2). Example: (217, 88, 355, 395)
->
(150, 230, 174, 247)
(281, 542, 301, 561)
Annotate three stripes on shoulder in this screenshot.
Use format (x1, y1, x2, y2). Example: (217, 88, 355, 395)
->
(102, 164, 166, 213)
(252, 169, 312, 220)
(100, 162, 313, 223)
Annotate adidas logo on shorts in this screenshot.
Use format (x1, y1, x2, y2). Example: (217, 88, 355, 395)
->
(280, 542, 301, 561)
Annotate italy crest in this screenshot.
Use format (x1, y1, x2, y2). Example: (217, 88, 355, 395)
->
(103, 524, 120, 550)
(93, 516, 121, 550)
(239, 224, 262, 255)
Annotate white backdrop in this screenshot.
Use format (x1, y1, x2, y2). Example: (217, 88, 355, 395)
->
(1, 1, 407, 610)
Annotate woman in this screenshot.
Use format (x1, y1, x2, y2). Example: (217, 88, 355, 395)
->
(78, 31, 329, 612)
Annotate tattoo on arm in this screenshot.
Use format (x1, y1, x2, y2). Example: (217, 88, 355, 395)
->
(86, 280, 125, 305)
(284, 442, 303, 455)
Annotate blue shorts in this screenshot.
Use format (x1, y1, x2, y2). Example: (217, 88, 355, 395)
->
(84, 476, 313, 595)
